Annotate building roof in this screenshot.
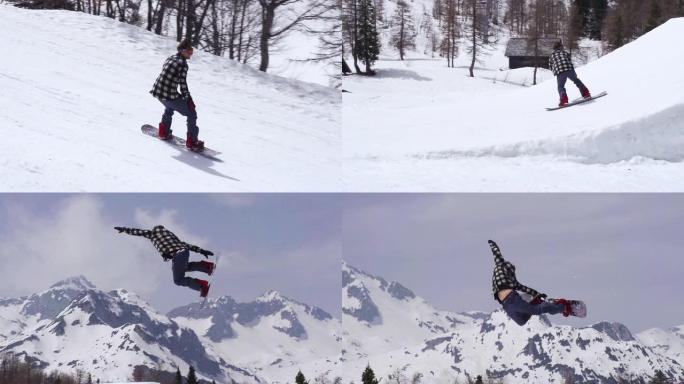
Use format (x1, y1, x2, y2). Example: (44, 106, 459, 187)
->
(505, 37, 561, 57)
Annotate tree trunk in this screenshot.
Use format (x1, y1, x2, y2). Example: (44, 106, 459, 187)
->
(258, 4, 274, 71)
(154, 0, 166, 34)
(469, 0, 476, 77)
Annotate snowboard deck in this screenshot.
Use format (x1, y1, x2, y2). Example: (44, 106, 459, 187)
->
(546, 91, 607, 111)
(199, 252, 220, 309)
(141, 124, 221, 160)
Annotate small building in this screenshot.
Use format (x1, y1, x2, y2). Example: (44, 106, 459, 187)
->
(504, 37, 561, 70)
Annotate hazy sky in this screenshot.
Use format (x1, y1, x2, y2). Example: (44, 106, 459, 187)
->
(342, 194, 684, 333)
(0, 194, 341, 316)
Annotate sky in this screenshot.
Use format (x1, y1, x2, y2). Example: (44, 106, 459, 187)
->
(342, 194, 684, 333)
(0, 194, 341, 316)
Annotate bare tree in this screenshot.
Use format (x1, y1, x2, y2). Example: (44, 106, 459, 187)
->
(390, 0, 416, 60)
(257, 0, 329, 72)
(440, 0, 459, 67)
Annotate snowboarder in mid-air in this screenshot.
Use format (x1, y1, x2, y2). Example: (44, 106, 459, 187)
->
(549, 41, 591, 107)
(150, 40, 204, 150)
(489, 240, 581, 326)
(115, 225, 215, 297)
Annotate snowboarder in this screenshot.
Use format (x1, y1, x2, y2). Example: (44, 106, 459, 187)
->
(114, 225, 215, 297)
(150, 40, 204, 150)
(489, 240, 573, 326)
(549, 41, 591, 107)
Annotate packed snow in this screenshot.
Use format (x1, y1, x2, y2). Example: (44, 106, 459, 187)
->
(0, 4, 340, 192)
(343, 18, 684, 191)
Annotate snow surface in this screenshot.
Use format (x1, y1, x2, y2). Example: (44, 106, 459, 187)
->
(0, 4, 340, 192)
(343, 18, 684, 191)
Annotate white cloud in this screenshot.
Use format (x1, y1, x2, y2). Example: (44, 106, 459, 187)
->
(0, 196, 224, 299)
(207, 195, 256, 209)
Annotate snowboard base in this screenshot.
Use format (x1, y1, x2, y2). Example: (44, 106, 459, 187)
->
(141, 124, 221, 160)
(546, 91, 607, 111)
(199, 252, 220, 309)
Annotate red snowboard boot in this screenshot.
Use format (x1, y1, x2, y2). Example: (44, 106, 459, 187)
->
(581, 88, 592, 99)
(198, 279, 210, 298)
(186, 135, 205, 151)
(559, 94, 569, 107)
(553, 298, 572, 317)
(158, 122, 173, 140)
(199, 260, 215, 276)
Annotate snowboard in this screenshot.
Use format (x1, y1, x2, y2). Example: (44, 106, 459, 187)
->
(546, 91, 607, 111)
(141, 124, 221, 160)
(199, 252, 220, 309)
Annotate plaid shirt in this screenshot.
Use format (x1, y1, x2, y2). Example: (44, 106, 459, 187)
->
(549, 49, 574, 76)
(489, 240, 540, 303)
(150, 54, 190, 101)
(119, 226, 208, 259)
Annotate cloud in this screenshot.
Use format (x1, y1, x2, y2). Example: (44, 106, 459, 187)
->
(0, 196, 226, 299)
(207, 195, 256, 209)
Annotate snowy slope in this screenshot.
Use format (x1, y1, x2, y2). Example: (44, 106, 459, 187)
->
(341, 264, 684, 384)
(638, 325, 684, 368)
(0, 4, 340, 192)
(343, 18, 684, 191)
(169, 291, 341, 384)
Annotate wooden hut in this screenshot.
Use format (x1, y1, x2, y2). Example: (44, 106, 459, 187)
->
(504, 38, 561, 69)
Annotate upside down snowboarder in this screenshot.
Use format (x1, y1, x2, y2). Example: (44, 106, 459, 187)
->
(488, 240, 584, 326)
(115, 225, 215, 297)
(150, 40, 204, 151)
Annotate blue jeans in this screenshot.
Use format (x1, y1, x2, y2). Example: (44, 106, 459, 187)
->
(159, 98, 199, 141)
(557, 69, 588, 98)
(171, 249, 210, 292)
(501, 291, 564, 326)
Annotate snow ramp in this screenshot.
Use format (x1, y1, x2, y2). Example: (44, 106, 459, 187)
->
(423, 17, 684, 164)
(0, 5, 340, 191)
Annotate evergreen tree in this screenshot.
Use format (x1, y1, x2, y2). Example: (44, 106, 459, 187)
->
(355, 0, 380, 74)
(362, 365, 380, 384)
(174, 367, 183, 384)
(296, 370, 309, 384)
(644, 0, 662, 32)
(390, 0, 416, 60)
(475, 375, 483, 384)
(650, 370, 669, 384)
(187, 366, 199, 384)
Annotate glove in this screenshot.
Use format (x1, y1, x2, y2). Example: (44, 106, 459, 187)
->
(114, 226, 124, 233)
(530, 294, 547, 305)
(188, 96, 196, 112)
(200, 249, 214, 258)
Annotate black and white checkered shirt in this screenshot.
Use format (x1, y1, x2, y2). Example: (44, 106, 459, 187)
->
(489, 240, 540, 303)
(150, 54, 190, 101)
(119, 226, 208, 259)
(549, 49, 575, 76)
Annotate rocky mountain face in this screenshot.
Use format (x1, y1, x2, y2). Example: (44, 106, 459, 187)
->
(341, 262, 684, 384)
(0, 277, 339, 384)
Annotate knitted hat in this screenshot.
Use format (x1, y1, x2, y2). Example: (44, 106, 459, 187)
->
(177, 40, 193, 52)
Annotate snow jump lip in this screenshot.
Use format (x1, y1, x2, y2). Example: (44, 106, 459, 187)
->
(418, 103, 684, 165)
